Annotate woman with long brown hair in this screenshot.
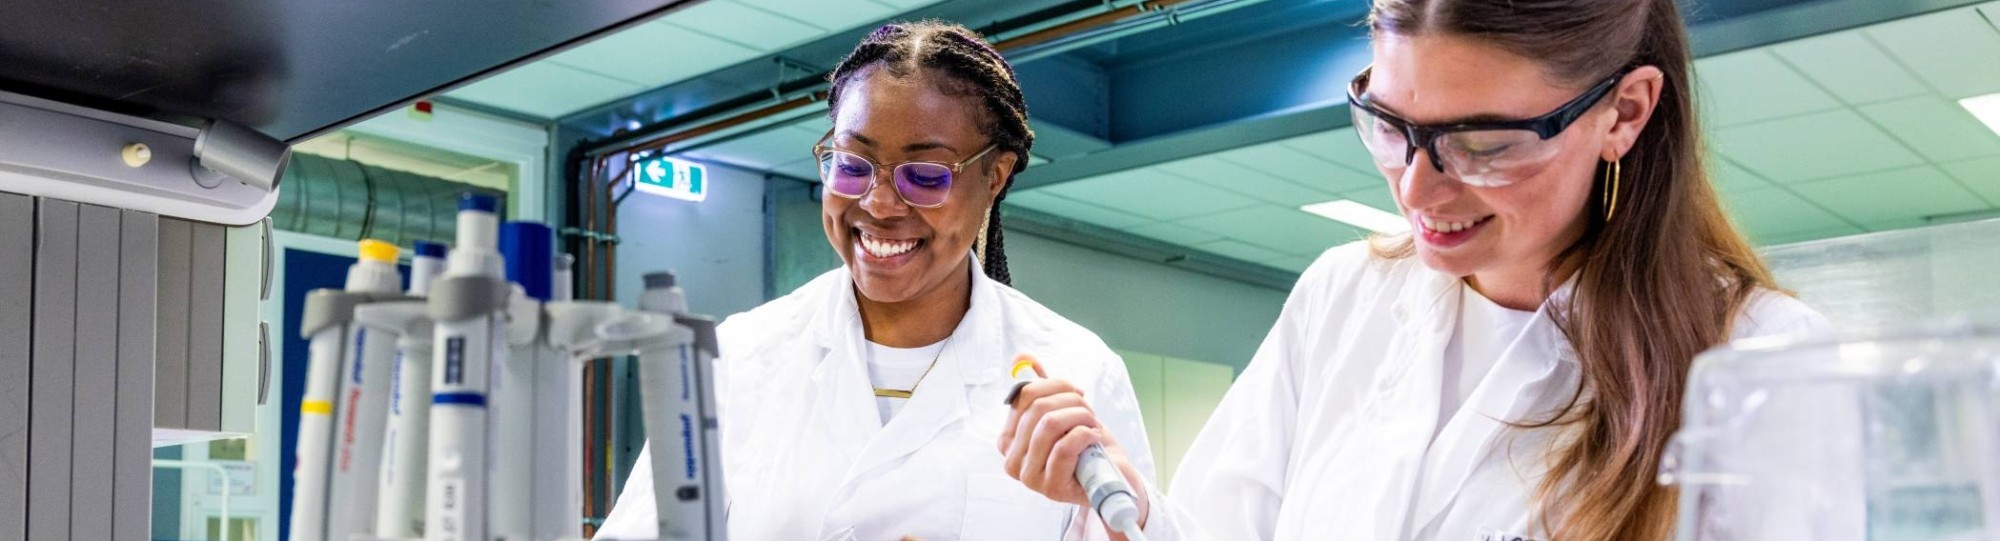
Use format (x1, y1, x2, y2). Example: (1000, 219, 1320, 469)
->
(999, 0, 1830, 539)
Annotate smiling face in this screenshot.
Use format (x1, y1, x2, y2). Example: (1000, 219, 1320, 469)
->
(1367, 33, 1620, 282)
(821, 69, 1016, 305)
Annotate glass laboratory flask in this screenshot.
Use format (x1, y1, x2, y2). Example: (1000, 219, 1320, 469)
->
(1660, 324, 2000, 541)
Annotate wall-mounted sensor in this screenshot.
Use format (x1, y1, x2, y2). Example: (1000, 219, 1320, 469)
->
(192, 119, 289, 192)
(121, 143, 151, 167)
(0, 90, 281, 225)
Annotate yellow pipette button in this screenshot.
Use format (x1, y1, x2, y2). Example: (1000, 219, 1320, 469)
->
(358, 239, 400, 263)
(1010, 355, 1037, 379)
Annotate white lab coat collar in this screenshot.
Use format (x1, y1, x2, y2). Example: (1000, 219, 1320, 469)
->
(803, 252, 1007, 385)
(1387, 265, 1580, 332)
(1393, 264, 1584, 534)
(800, 253, 1008, 504)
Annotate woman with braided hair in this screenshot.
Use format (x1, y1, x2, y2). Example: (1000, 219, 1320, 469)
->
(597, 21, 1156, 541)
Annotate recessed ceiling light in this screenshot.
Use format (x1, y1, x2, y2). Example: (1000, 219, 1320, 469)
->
(1300, 199, 1408, 234)
(1962, 93, 2000, 138)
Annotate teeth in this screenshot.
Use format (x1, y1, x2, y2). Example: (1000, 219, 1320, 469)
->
(1419, 216, 1482, 234)
(859, 233, 919, 258)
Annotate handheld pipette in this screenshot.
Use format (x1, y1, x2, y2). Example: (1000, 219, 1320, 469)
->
(635, 271, 728, 540)
(291, 239, 403, 541)
(331, 241, 406, 540)
(364, 240, 446, 539)
(1003, 356, 1149, 541)
(425, 194, 509, 541)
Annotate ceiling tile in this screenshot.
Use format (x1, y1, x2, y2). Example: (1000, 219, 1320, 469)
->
(1693, 49, 1843, 127)
(1711, 109, 1926, 183)
(1040, 168, 1261, 221)
(735, 0, 898, 34)
(1865, 7, 2000, 98)
(679, 124, 824, 170)
(1265, 256, 1317, 273)
(1790, 166, 1989, 228)
(1770, 30, 1929, 105)
(1004, 191, 1152, 229)
(1128, 222, 1224, 246)
(1178, 205, 1372, 256)
(1213, 142, 1377, 193)
(1280, 130, 1379, 176)
(1859, 96, 2000, 163)
(1720, 187, 1852, 240)
(1759, 224, 1866, 246)
(1196, 240, 1286, 263)
(1156, 156, 1338, 206)
(663, 1, 826, 51)
(794, 114, 834, 136)
(548, 21, 758, 89)
(869, 0, 941, 9)
(1335, 186, 1399, 213)
(1859, 218, 1932, 233)
(770, 157, 820, 181)
(1710, 157, 1771, 193)
(446, 61, 645, 118)
(1942, 155, 2000, 204)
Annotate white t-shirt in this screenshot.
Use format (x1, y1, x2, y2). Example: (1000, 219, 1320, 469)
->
(1437, 285, 1537, 436)
(866, 340, 946, 423)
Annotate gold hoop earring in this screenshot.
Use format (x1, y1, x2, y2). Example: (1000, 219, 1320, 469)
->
(1603, 159, 1621, 222)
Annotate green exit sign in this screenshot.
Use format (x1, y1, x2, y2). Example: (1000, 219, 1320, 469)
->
(632, 156, 707, 202)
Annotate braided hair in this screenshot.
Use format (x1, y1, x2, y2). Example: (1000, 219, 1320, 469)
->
(826, 21, 1034, 286)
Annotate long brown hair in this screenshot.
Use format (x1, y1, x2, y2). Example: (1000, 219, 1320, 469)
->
(1366, 0, 1778, 539)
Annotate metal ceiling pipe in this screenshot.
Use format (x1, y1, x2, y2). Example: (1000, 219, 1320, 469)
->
(577, 0, 1272, 164)
(570, 0, 1125, 159)
(563, 145, 601, 533)
(580, 81, 825, 160)
(1005, 0, 1275, 63)
(603, 177, 620, 303)
(569, 148, 619, 535)
(617, 91, 828, 162)
(272, 153, 502, 245)
(1001, 0, 1202, 51)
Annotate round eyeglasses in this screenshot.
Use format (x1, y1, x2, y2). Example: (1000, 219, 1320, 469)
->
(812, 130, 1000, 208)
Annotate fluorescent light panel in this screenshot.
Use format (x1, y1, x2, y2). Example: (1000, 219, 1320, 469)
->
(1964, 93, 2000, 139)
(1300, 199, 1408, 234)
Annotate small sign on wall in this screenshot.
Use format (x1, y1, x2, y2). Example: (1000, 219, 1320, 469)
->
(632, 156, 708, 202)
(204, 460, 258, 497)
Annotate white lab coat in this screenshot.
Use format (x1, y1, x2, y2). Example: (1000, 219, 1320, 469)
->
(597, 259, 1158, 541)
(1136, 241, 1833, 541)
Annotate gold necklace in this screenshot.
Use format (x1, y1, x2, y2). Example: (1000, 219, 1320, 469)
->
(872, 338, 950, 399)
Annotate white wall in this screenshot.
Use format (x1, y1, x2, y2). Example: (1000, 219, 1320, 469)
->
(613, 163, 769, 317)
(1003, 230, 1295, 487)
(1005, 232, 1290, 372)
(1118, 349, 1234, 490)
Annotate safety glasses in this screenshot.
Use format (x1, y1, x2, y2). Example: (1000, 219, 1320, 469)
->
(1346, 65, 1632, 187)
(812, 130, 999, 208)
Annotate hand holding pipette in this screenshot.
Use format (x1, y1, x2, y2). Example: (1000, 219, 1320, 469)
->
(999, 355, 1152, 541)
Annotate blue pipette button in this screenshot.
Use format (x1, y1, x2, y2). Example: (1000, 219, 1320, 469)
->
(459, 193, 499, 213)
(413, 240, 448, 258)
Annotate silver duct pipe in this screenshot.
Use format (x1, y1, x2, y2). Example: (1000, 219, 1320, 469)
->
(272, 153, 507, 247)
